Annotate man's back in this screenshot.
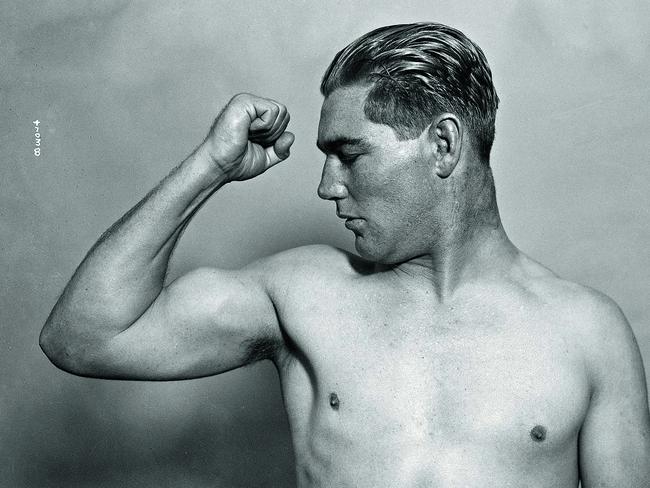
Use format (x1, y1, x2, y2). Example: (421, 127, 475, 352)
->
(257, 244, 643, 487)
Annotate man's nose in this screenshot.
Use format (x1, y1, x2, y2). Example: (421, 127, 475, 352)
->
(317, 160, 348, 200)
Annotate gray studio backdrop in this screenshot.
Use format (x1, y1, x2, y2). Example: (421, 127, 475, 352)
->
(2, 1, 649, 487)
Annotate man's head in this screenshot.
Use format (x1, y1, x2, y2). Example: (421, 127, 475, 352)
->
(320, 22, 499, 162)
(317, 23, 500, 264)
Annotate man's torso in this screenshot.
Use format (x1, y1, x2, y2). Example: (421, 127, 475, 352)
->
(264, 246, 595, 487)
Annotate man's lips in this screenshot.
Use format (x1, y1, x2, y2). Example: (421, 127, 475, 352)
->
(336, 212, 363, 231)
(344, 218, 363, 231)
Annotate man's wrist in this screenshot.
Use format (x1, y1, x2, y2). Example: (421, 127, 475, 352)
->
(185, 143, 231, 188)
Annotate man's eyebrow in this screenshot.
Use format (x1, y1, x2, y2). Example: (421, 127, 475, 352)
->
(316, 137, 370, 153)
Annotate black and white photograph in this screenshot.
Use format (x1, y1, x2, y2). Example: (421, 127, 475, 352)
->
(2, 1, 649, 486)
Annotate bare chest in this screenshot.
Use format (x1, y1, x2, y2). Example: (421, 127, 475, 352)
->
(279, 293, 591, 460)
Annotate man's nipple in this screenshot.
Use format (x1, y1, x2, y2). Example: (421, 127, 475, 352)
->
(329, 392, 340, 410)
(530, 425, 547, 442)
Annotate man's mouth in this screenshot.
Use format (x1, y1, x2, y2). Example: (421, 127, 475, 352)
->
(344, 218, 363, 231)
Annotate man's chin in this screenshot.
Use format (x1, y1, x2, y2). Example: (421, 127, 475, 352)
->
(353, 237, 392, 264)
(353, 235, 373, 258)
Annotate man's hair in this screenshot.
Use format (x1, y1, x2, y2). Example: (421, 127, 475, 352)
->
(321, 22, 499, 162)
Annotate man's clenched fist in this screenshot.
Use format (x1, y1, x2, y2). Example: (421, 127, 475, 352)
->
(200, 93, 294, 181)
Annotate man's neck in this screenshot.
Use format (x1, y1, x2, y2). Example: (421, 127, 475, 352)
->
(382, 168, 519, 302)
(389, 220, 518, 301)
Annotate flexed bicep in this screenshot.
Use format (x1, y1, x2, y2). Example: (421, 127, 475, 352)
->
(90, 266, 282, 380)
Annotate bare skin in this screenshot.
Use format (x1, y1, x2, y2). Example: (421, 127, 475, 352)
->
(40, 88, 650, 487)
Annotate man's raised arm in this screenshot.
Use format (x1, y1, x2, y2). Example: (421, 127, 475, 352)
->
(39, 94, 294, 380)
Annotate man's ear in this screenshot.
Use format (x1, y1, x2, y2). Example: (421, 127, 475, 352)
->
(427, 114, 462, 178)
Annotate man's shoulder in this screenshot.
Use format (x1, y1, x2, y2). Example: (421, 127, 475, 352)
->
(245, 244, 372, 288)
(516, 256, 623, 323)
(519, 259, 638, 377)
(556, 282, 638, 375)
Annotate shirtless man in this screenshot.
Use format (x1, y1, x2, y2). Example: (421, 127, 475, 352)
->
(40, 22, 649, 487)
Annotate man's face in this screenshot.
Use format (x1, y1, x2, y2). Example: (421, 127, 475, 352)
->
(317, 85, 437, 264)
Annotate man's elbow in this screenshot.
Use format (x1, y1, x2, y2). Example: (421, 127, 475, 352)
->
(39, 320, 102, 377)
(39, 322, 74, 373)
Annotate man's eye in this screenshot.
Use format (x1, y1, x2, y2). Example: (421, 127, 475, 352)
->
(339, 154, 360, 164)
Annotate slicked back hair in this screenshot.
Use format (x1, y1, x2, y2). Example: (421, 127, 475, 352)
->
(321, 22, 499, 162)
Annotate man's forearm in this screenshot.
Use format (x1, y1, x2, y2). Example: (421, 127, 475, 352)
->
(40, 93, 293, 374)
(41, 146, 225, 350)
